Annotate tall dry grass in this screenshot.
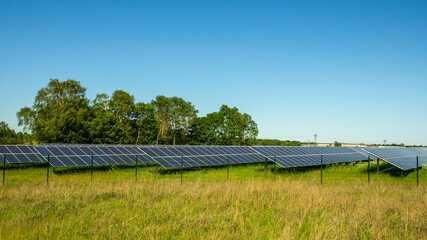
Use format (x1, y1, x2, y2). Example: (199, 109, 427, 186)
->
(1, 173, 426, 239)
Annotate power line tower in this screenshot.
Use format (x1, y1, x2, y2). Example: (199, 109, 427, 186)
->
(314, 133, 318, 146)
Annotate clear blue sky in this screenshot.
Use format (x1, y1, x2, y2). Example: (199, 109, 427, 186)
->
(1, 0, 426, 145)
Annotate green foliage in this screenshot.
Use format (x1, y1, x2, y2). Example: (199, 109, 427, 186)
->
(0, 121, 29, 144)
(152, 95, 198, 145)
(255, 139, 302, 146)
(15, 79, 258, 145)
(17, 79, 91, 143)
(188, 105, 259, 145)
(132, 102, 158, 144)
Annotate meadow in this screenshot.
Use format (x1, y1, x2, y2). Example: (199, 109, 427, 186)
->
(0, 162, 426, 239)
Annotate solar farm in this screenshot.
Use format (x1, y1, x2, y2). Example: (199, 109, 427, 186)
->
(1, 144, 426, 173)
(1, 145, 426, 239)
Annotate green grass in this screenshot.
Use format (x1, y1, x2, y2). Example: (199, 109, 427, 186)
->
(0, 162, 426, 239)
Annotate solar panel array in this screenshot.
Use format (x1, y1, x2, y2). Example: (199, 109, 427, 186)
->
(1, 144, 426, 171)
(35, 145, 154, 167)
(139, 145, 266, 168)
(251, 146, 369, 168)
(362, 147, 427, 170)
(0, 145, 46, 163)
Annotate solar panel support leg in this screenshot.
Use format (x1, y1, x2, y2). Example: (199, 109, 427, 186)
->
(227, 156, 229, 181)
(416, 156, 419, 187)
(47, 155, 50, 185)
(91, 155, 93, 182)
(265, 157, 267, 171)
(320, 155, 323, 184)
(274, 155, 276, 181)
(180, 155, 183, 185)
(367, 155, 370, 184)
(156, 162, 158, 173)
(135, 155, 138, 181)
(3, 154, 6, 185)
(376, 158, 379, 175)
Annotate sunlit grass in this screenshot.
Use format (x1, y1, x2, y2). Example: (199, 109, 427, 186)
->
(1, 162, 426, 239)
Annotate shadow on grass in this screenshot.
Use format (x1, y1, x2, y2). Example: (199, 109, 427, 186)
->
(370, 161, 413, 177)
(53, 162, 157, 175)
(0, 162, 47, 170)
(156, 162, 265, 175)
(272, 161, 367, 175)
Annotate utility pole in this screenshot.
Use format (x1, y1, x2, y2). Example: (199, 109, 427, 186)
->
(314, 133, 318, 146)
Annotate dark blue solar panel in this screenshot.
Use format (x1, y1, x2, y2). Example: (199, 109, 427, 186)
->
(251, 146, 368, 169)
(35, 145, 154, 167)
(0, 145, 46, 164)
(362, 147, 427, 170)
(139, 146, 266, 169)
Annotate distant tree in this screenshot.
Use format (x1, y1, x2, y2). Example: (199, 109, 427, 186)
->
(255, 139, 302, 146)
(108, 90, 135, 126)
(133, 102, 158, 144)
(188, 105, 258, 145)
(0, 121, 16, 144)
(90, 112, 125, 144)
(333, 141, 341, 147)
(92, 93, 109, 113)
(152, 95, 172, 144)
(17, 79, 91, 143)
(188, 112, 224, 145)
(169, 97, 198, 145)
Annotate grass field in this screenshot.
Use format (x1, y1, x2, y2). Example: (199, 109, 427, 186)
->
(1, 162, 426, 239)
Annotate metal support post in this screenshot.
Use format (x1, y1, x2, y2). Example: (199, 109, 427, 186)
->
(227, 156, 229, 180)
(265, 157, 268, 171)
(135, 155, 138, 181)
(368, 155, 370, 184)
(320, 155, 323, 184)
(3, 154, 6, 185)
(91, 155, 93, 182)
(180, 155, 183, 185)
(156, 162, 158, 173)
(47, 155, 50, 185)
(274, 155, 276, 181)
(376, 158, 379, 174)
(416, 156, 419, 187)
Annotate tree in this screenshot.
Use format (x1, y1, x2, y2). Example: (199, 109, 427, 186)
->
(169, 97, 198, 145)
(188, 105, 258, 145)
(90, 112, 125, 144)
(92, 93, 109, 113)
(152, 95, 172, 144)
(17, 79, 91, 143)
(133, 102, 158, 144)
(108, 90, 135, 126)
(0, 121, 17, 144)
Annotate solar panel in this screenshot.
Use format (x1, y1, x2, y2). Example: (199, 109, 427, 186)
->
(139, 145, 266, 169)
(35, 145, 154, 167)
(362, 147, 427, 170)
(0, 145, 46, 163)
(251, 146, 368, 168)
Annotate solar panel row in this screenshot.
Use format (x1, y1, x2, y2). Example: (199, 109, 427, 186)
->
(0, 145, 425, 171)
(0, 145, 46, 163)
(362, 147, 427, 170)
(139, 145, 265, 168)
(251, 146, 358, 157)
(251, 146, 369, 169)
(35, 145, 153, 167)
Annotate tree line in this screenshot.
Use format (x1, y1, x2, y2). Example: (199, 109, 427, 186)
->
(13, 79, 259, 145)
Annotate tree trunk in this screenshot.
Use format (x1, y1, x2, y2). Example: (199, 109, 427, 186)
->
(156, 130, 161, 145)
